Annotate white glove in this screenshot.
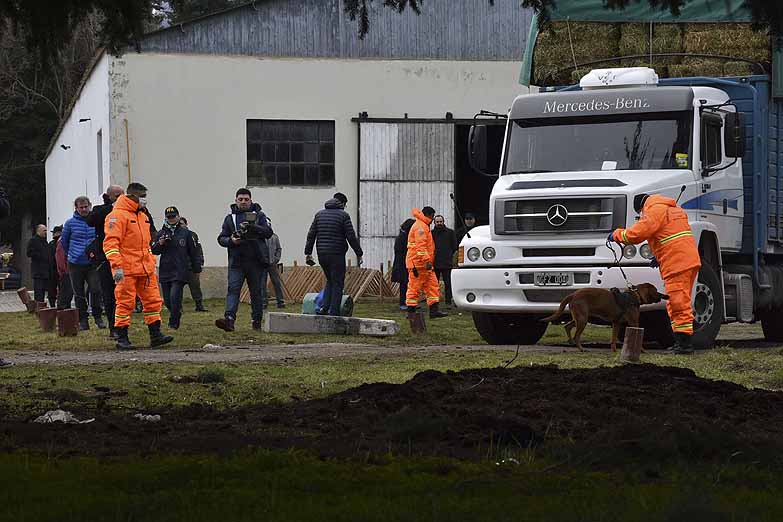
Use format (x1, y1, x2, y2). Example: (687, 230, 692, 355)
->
(113, 268, 125, 283)
(357, 256, 363, 267)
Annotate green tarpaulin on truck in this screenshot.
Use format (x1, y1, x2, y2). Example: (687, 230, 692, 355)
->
(518, 0, 782, 96)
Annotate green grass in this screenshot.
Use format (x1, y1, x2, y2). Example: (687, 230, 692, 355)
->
(0, 299, 612, 351)
(2, 451, 782, 521)
(2, 346, 783, 418)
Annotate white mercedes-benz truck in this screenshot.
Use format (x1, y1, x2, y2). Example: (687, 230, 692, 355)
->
(452, 66, 783, 349)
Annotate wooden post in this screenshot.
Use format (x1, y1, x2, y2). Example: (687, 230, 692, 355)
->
(620, 327, 644, 363)
(408, 311, 427, 334)
(379, 264, 384, 304)
(38, 308, 57, 332)
(293, 260, 298, 267)
(57, 309, 79, 337)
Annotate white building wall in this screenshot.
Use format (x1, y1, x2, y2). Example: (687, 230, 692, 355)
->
(108, 53, 527, 269)
(45, 53, 111, 231)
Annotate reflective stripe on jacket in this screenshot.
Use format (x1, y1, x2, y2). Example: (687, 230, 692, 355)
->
(613, 194, 700, 279)
(405, 208, 434, 269)
(103, 195, 156, 277)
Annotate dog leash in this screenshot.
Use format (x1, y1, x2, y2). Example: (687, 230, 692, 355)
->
(605, 239, 635, 290)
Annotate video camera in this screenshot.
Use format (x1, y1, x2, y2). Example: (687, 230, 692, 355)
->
(232, 211, 258, 241)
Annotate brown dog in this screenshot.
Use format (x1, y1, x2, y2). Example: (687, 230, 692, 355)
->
(541, 283, 669, 352)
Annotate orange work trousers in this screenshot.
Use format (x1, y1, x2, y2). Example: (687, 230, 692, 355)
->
(114, 273, 164, 328)
(664, 266, 699, 336)
(406, 267, 440, 308)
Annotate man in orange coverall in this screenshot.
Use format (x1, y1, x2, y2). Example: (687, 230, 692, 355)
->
(610, 193, 701, 354)
(406, 206, 448, 320)
(103, 182, 174, 350)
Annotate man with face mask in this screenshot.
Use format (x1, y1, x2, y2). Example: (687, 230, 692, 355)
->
(216, 188, 273, 332)
(85, 185, 124, 339)
(431, 215, 458, 306)
(103, 183, 173, 350)
(152, 207, 200, 330)
(61, 196, 105, 330)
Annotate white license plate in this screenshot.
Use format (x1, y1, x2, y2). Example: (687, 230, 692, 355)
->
(534, 272, 572, 286)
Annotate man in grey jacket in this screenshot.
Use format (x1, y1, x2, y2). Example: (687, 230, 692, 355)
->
(264, 219, 285, 308)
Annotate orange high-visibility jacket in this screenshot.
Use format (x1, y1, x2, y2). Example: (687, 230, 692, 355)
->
(103, 194, 157, 277)
(405, 208, 435, 269)
(613, 194, 700, 279)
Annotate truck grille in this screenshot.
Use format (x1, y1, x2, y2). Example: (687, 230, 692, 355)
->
(496, 196, 626, 234)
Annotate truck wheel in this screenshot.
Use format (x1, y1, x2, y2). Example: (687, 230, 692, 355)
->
(691, 263, 723, 349)
(759, 308, 783, 342)
(472, 312, 548, 345)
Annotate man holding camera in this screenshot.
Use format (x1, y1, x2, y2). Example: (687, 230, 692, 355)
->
(152, 207, 200, 330)
(216, 188, 273, 332)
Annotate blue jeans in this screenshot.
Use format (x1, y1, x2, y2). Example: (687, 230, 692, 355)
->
(161, 280, 185, 325)
(225, 261, 267, 322)
(318, 254, 346, 316)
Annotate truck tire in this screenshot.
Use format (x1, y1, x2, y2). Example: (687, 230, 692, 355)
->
(759, 308, 783, 342)
(472, 312, 548, 345)
(691, 262, 723, 349)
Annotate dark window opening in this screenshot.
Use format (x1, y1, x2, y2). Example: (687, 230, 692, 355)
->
(701, 114, 722, 170)
(247, 120, 335, 186)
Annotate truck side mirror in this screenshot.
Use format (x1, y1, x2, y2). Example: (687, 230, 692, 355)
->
(468, 124, 490, 175)
(724, 112, 745, 158)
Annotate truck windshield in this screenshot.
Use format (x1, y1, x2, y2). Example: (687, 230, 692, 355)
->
(503, 111, 692, 174)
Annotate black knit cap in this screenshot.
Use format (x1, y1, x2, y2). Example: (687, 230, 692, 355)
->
(633, 194, 650, 213)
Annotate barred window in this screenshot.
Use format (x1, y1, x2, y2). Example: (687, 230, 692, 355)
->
(247, 120, 335, 187)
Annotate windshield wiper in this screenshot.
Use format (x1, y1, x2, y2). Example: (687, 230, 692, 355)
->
(504, 169, 553, 175)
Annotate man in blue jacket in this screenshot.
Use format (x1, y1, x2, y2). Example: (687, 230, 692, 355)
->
(215, 188, 273, 332)
(152, 206, 200, 330)
(304, 192, 363, 316)
(61, 196, 105, 330)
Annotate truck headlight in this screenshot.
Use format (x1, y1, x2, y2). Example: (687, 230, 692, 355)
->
(482, 247, 496, 261)
(622, 244, 637, 259)
(467, 247, 481, 262)
(639, 244, 653, 259)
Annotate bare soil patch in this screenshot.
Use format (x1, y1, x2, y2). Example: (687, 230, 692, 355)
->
(3, 364, 783, 466)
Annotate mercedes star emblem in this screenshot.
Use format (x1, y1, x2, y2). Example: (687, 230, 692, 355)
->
(546, 204, 569, 227)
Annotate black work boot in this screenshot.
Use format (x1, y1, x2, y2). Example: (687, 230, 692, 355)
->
(108, 327, 119, 340)
(195, 300, 208, 312)
(215, 316, 235, 332)
(148, 320, 174, 348)
(672, 333, 694, 355)
(429, 302, 448, 319)
(252, 320, 263, 331)
(115, 326, 133, 350)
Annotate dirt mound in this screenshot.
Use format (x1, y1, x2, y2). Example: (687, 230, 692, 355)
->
(3, 364, 783, 464)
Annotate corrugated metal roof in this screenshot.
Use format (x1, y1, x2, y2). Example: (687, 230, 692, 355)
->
(140, 0, 531, 61)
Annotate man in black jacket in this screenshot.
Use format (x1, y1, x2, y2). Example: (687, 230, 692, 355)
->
(26, 224, 55, 306)
(85, 185, 124, 338)
(180, 217, 207, 312)
(304, 192, 363, 316)
(431, 215, 458, 306)
(152, 207, 200, 330)
(216, 188, 273, 332)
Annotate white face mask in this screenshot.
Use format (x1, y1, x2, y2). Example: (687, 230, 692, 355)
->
(138, 197, 148, 208)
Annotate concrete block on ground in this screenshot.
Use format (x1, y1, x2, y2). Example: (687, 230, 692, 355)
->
(264, 312, 399, 337)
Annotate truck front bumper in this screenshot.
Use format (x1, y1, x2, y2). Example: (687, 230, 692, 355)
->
(451, 266, 666, 313)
